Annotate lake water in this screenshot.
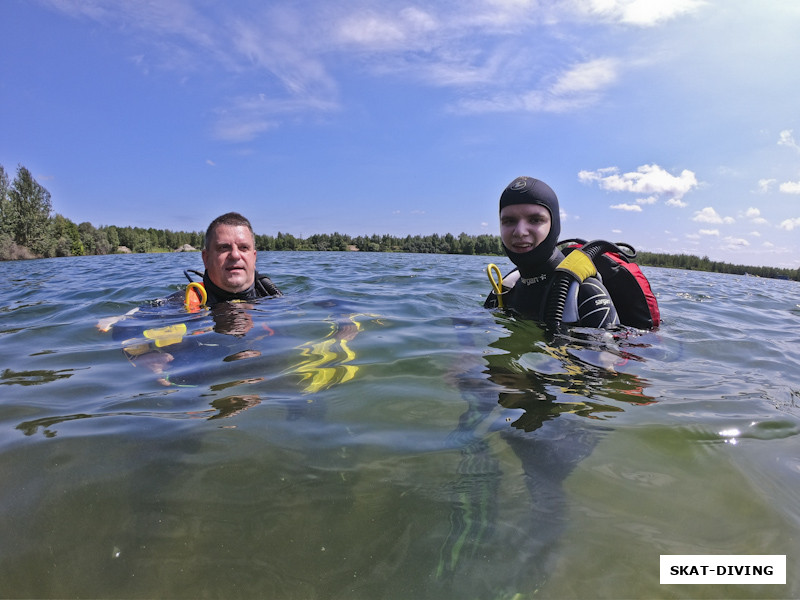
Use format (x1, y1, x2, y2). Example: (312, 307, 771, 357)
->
(1, 251, 799, 599)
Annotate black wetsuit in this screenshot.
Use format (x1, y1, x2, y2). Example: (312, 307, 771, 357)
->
(157, 270, 282, 308)
(199, 271, 282, 306)
(484, 251, 618, 328)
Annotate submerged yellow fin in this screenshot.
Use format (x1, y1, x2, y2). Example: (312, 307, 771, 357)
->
(290, 314, 375, 393)
(143, 323, 188, 348)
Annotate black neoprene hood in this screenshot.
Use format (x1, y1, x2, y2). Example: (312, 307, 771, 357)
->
(499, 176, 562, 276)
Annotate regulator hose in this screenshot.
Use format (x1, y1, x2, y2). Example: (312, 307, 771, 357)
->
(558, 239, 637, 262)
(544, 240, 626, 332)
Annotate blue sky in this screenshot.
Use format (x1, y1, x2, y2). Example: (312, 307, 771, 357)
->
(1, 0, 799, 268)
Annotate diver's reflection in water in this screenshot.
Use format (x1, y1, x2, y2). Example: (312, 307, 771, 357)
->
(15, 394, 263, 438)
(437, 320, 655, 596)
(14, 303, 274, 436)
(159, 302, 270, 388)
(211, 302, 257, 337)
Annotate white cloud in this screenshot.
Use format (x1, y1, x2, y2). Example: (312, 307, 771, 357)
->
(211, 91, 337, 141)
(610, 203, 643, 211)
(37, 0, 709, 137)
(205, 159, 216, 166)
(213, 121, 272, 142)
(722, 236, 750, 248)
(693, 206, 734, 224)
(551, 58, 619, 94)
(779, 217, 800, 231)
(231, 18, 338, 98)
(744, 207, 768, 225)
(778, 129, 800, 152)
(42, 0, 217, 45)
(757, 179, 776, 193)
(579, 164, 698, 206)
(665, 198, 688, 208)
(452, 56, 621, 114)
(698, 228, 719, 236)
(573, 0, 706, 27)
(336, 7, 437, 49)
(779, 181, 800, 194)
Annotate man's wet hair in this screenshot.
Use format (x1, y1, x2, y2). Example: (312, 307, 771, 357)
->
(204, 212, 255, 249)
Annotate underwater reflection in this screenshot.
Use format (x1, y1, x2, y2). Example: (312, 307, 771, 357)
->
(436, 318, 655, 595)
(15, 394, 264, 437)
(487, 328, 655, 433)
(1, 368, 77, 386)
(210, 302, 259, 337)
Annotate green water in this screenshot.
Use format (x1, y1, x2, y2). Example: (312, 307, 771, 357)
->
(1, 252, 798, 599)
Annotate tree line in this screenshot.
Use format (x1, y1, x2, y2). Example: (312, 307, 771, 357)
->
(2, 162, 798, 281)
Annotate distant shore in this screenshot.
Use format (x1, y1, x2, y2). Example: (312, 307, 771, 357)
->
(2, 238, 797, 282)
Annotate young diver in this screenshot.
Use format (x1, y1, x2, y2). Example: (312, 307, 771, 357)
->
(485, 176, 619, 328)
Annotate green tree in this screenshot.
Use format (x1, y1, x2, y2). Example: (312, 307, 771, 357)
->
(132, 231, 151, 253)
(275, 232, 298, 250)
(102, 225, 120, 250)
(52, 214, 84, 256)
(458, 232, 475, 255)
(0, 165, 12, 238)
(78, 222, 98, 255)
(8, 165, 53, 255)
(117, 226, 138, 250)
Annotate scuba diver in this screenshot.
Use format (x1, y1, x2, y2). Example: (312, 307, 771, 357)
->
(485, 176, 619, 329)
(97, 211, 282, 332)
(434, 177, 660, 594)
(185, 211, 282, 307)
(96, 212, 284, 385)
(97, 212, 367, 395)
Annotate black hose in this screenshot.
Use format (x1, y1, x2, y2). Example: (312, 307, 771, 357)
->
(256, 275, 283, 297)
(184, 269, 204, 282)
(544, 240, 624, 332)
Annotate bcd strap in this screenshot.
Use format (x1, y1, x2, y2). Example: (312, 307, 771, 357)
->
(554, 249, 596, 282)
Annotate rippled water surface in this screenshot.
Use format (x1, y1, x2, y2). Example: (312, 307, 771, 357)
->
(1, 252, 799, 599)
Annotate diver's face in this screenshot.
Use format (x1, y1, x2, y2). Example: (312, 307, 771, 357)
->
(202, 224, 257, 293)
(499, 204, 552, 254)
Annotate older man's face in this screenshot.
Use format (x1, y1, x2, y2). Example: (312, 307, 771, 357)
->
(202, 224, 257, 293)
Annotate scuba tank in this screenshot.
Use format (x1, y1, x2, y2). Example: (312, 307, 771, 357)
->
(545, 240, 660, 332)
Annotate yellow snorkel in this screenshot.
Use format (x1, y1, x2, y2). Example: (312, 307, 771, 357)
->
(487, 264, 504, 308)
(185, 282, 208, 312)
